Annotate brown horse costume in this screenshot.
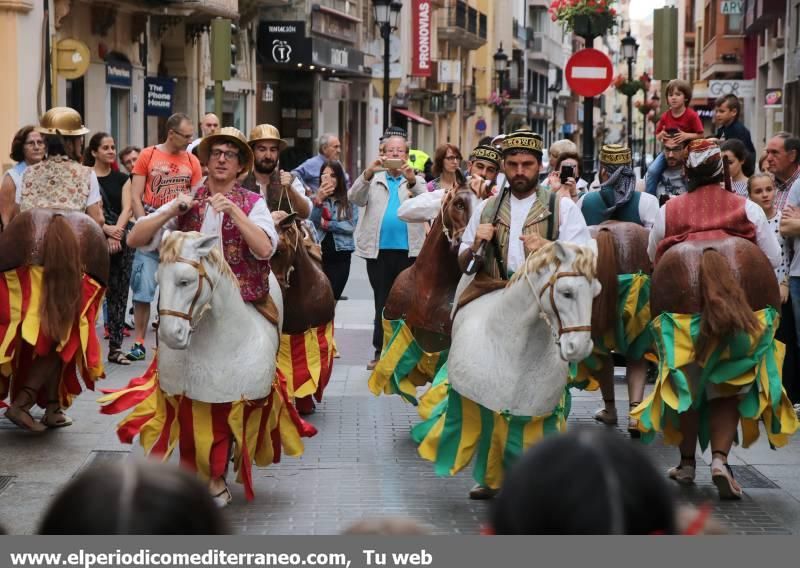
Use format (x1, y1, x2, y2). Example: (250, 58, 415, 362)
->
(589, 221, 652, 336)
(271, 216, 336, 411)
(0, 210, 108, 339)
(271, 217, 335, 335)
(0, 209, 108, 424)
(382, 186, 478, 352)
(651, 238, 777, 330)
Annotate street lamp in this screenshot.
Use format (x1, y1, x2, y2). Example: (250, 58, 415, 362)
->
(493, 43, 509, 134)
(372, 0, 403, 131)
(621, 30, 639, 152)
(547, 83, 560, 146)
(650, 92, 660, 160)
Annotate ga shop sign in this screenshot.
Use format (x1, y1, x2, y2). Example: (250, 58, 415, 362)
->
(144, 78, 175, 117)
(257, 21, 312, 66)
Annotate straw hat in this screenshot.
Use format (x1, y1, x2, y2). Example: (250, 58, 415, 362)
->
(248, 124, 288, 151)
(197, 127, 254, 175)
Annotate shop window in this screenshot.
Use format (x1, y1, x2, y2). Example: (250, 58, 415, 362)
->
(205, 90, 247, 133)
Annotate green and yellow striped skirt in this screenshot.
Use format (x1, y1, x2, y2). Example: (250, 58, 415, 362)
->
(412, 362, 569, 490)
(631, 307, 798, 449)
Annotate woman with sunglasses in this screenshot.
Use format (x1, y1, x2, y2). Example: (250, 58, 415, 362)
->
(0, 126, 46, 229)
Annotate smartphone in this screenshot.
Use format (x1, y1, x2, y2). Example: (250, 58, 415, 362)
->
(383, 158, 405, 170)
(560, 165, 575, 184)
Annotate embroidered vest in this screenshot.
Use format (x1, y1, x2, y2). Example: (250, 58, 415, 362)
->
(178, 183, 272, 302)
(655, 183, 756, 263)
(581, 189, 642, 227)
(479, 187, 560, 279)
(19, 156, 91, 212)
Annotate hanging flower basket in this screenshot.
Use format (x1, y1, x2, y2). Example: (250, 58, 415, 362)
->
(488, 90, 511, 111)
(613, 72, 652, 98)
(549, 0, 619, 37)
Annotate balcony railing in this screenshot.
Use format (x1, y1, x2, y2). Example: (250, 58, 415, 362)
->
(437, 1, 488, 49)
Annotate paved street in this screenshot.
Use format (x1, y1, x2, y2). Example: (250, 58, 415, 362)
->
(2, 258, 800, 535)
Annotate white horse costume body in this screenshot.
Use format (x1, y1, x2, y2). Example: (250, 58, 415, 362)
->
(448, 241, 600, 417)
(100, 231, 309, 502)
(157, 233, 283, 402)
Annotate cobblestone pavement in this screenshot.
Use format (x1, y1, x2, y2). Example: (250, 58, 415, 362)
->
(2, 258, 800, 535)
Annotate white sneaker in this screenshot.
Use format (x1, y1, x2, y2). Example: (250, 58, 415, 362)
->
(793, 403, 800, 418)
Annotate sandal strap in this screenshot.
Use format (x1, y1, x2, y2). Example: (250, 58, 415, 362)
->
(712, 450, 728, 458)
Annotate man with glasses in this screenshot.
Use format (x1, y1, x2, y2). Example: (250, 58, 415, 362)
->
(127, 112, 203, 361)
(645, 138, 688, 203)
(124, 127, 277, 506)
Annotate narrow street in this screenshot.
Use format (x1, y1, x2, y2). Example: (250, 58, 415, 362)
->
(1, 259, 800, 535)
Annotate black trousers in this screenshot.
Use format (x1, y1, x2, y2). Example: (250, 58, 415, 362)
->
(366, 250, 415, 356)
(107, 242, 135, 351)
(776, 299, 799, 404)
(321, 234, 352, 301)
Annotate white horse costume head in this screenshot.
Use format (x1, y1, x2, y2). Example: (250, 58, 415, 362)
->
(448, 241, 600, 417)
(156, 231, 283, 403)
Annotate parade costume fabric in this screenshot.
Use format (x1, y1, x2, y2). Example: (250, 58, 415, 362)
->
(571, 272, 652, 390)
(99, 359, 315, 500)
(631, 307, 799, 449)
(368, 316, 447, 405)
(412, 362, 568, 489)
(278, 322, 336, 402)
(0, 266, 105, 410)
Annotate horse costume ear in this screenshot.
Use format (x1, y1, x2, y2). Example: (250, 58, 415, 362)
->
(592, 279, 602, 298)
(552, 240, 570, 263)
(193, 234, 220, 258)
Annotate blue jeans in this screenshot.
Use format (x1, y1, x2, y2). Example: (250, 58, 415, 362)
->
(644, 152, 666, 196)
(130, 249, 159, 303)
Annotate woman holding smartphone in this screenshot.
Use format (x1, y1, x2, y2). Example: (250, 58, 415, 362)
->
(311, 161, 358, 301)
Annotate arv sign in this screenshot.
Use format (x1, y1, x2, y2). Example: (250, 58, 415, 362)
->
(412, 0, 431, 77)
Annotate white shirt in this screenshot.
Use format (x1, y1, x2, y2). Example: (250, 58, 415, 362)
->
(140, 195, 278, 260)
(577, 191, 660, 230)
(254, 175, 312, 217)
(187, 138, 203, 154)
(14, 169, 101, 208)
(397, 188, 446, 222)
(460, 193, 592, 274)
(647, 198, 781, 269)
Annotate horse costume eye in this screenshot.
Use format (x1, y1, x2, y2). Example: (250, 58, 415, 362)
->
(562, 290, 574, 299)
(456, 202, 465, 210)
(179, 279, 190, 287)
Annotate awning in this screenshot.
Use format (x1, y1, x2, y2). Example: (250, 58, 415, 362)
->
(393, 108, 432, 126)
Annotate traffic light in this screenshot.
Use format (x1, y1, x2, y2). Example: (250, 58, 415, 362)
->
(210, 17, 239, 81)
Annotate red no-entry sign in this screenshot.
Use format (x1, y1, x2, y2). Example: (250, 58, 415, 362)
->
(565, 48, 613, 98)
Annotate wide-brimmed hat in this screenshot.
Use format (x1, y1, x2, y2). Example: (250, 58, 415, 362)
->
(248, 124, 288, 151)
(197, 127, 254, 174)
(36, 107, 90, 137)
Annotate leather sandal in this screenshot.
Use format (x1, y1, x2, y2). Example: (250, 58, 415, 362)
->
(41, 402, 73, 429)
(3, 387, 47, 433)
(211, 483, 232, 508)
(594, 400, 618, 425)
(108, 349, 131, 365)
(711, 450, 743, 500)
(667, 455, 696, 485)
(628, 401, 642, 439)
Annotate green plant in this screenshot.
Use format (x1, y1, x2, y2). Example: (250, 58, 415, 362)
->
(549, 0, 619, 32)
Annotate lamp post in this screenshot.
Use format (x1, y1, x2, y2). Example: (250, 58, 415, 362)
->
(372, 0, 403, 132)
(493, 43, 508, 134)
(651, 92, 660, 160)
(548, 83, 560, 146)
(621, 30, 639, 152)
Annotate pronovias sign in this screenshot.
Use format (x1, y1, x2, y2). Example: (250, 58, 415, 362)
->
(412, 0, 432, 77)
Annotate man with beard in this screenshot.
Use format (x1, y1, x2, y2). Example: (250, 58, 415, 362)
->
(459, 130, 591, 280)
(645, 137, 688, 203)
(242, 124, 311, 220)
(397, 144, 503, 222)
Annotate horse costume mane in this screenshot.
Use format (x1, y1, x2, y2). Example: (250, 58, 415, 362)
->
(507, 241, 597, 286)
(160, 231, 238, 287)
